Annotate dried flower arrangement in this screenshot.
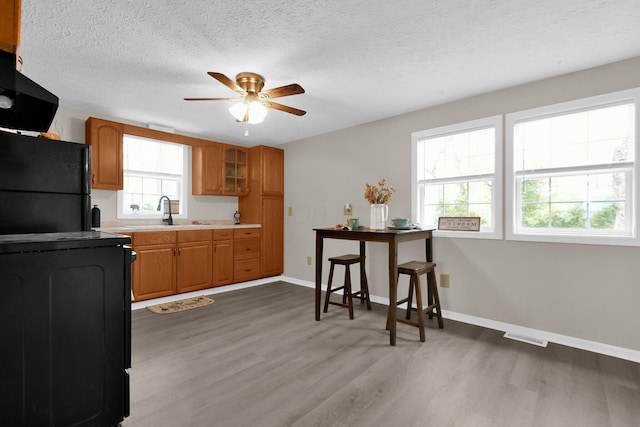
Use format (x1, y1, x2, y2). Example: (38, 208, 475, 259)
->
(364, 179, 396, 204)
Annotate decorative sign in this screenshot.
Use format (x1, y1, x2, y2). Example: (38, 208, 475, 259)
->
(437, 217, 481, 232)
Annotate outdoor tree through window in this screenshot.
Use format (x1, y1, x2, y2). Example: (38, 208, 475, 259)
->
(412, 115, 503, 238)
(506, 88, 638, 245)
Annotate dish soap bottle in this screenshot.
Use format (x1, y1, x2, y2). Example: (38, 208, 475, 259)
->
(92, 204, 101, 228)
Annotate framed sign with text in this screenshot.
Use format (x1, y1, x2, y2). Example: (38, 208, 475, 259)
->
(437, 216, 481, 232)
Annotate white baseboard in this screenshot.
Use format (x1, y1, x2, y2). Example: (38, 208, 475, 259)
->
(131, 276, 282, 310)
(281, 276, 640, 363)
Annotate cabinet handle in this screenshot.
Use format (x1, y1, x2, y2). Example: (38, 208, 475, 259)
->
(178, 248, 182, 256)
(92, 174, 95, 185)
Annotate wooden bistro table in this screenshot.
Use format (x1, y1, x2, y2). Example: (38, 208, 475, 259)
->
(314, 227, 435, 346)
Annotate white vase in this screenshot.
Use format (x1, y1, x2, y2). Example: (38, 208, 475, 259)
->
(369, 204, 388, 230)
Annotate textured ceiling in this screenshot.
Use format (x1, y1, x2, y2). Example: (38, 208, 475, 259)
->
(18, 0, 640, 146)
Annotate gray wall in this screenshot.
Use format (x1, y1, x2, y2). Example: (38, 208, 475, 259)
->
(283, 57, 640, 352)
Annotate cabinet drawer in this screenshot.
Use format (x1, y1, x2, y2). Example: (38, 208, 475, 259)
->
(234, 228, 261, 239)
(177, 229, 212, 243)
(233, 237, 260, 260)
(132, 231, 176, 246)
(213, 229, 234, 241)
(234, 258, 261, 282)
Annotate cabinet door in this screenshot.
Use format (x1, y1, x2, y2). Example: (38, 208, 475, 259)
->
(262, 196, 284, 276)
(192, 142, 222, 195)
(176, 241, 212, 293)
(85, 117, 124, 190)
(261, 146, 284, 196)
(223, 145, 248, 195)
(0, 0, 20, 53)
(132, 244, 175, 301)
(213, 239, 233, 286)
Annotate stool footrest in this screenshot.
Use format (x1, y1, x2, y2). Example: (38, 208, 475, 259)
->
(328, 301, 350, 309)
(397, 318, 420, 328)
(396, 297, 410, 306)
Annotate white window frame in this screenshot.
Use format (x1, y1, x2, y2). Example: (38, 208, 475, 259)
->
(117, 135, 190, 220)
(505, 88, 639, 246)
(411, 115, 503, 239)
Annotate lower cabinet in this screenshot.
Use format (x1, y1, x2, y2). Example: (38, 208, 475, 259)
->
(176, 230, 213, 294)
(233, 228, 261, 282)
(132, 232, 176, 301)
(131, 227, 261, 301)
(212, 229, 233, 286)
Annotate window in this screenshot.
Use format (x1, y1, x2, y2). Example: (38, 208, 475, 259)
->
(412, 116, 503, 239)
(117, 135, 189, 219)
(506, 89, 638, 245)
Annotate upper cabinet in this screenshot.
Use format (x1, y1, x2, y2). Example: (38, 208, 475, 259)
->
(260, 146, 284, 196)
(0, 0, 21, 54)
(85, 116, 251, 197)
(192, 141, 223, 195)
(223, 145, 248, 196)
(85, 117, 124, 190)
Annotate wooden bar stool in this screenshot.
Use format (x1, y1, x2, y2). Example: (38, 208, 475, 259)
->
(323, 254, 371, 319)
(386, 260, 443, 342)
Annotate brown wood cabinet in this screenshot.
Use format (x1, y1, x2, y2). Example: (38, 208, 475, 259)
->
(212, 229, 233, 286)
(223, 145, 249, 196)
(0, 0, 21, 54)
(132, 231, 176, 301)
(131, 230, 212, 301)
(261, 196, 284, 277)
(233, 228, 261, 283)
(130, 227, 267, 300)
(176, 230, 212, 294)
(260, 146, 284, 196)
(192, 141, 223, 195)
(85, 117, 124, 190)
(239, 146, 284, 277)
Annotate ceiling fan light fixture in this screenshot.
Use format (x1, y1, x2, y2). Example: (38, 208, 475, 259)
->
(229, 102, 247, 121)
(228, 100, 268, 124)
(247, 101, 267, 124)
(188, 71, 305, 124)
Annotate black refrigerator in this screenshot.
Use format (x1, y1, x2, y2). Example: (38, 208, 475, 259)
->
(0, 130, 132, 426)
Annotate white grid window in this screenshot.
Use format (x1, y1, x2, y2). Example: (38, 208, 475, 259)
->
(117, 135, 188, 219)
(412, 116, 503, 239)
(506, 89, 639, 246)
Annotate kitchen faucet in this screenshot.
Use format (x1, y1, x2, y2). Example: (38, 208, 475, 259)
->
(156, 196, 173, 225)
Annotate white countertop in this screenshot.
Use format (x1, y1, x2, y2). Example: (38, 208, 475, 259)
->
(97, 223, 260, 233)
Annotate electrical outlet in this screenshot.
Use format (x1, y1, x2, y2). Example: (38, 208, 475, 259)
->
(343, 203, 352, 216)
(288, 206, 293, 216)
(307, 256, 312, 266)
(440, 274, 450, 288)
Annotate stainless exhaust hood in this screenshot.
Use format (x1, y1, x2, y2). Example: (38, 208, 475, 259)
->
(0, 50, 58, 132)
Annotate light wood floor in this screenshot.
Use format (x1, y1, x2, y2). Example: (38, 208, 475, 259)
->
(123, 281, 640, 427)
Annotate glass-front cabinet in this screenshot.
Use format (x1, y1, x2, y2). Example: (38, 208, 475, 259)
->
(223, 145, 248, 195)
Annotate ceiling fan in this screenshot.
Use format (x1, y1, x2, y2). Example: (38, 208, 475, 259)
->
(184, 72, 306, 124)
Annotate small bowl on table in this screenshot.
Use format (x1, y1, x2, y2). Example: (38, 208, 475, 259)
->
(391, 218, 409, 227)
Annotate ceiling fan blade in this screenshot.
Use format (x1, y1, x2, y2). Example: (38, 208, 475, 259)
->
(260, 83, 305, 100)
(184, 97, 239, 101)
(265, 102, 306, 116)
(207, 72, 245, 94)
